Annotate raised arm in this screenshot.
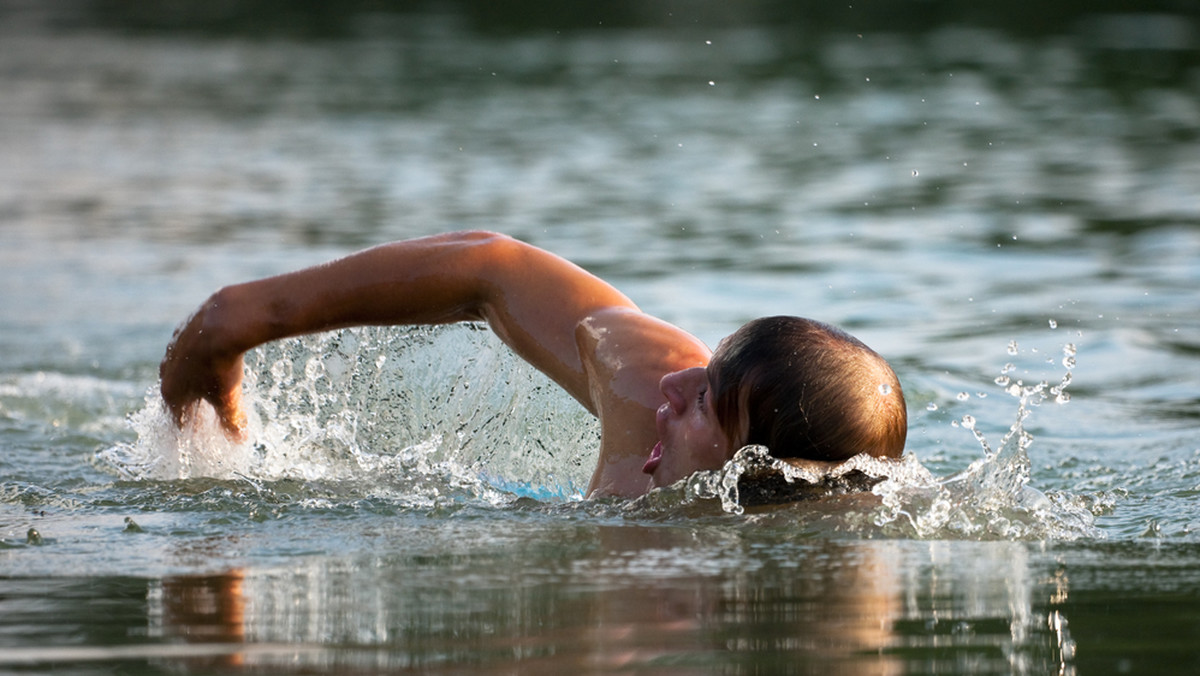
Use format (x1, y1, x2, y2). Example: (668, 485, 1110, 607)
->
(160, 231, 639, 436)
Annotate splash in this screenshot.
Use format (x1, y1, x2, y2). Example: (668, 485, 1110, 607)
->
(870, 378, 1097, 540)
(639, 446, 909, 516)
(868, 340, 1097, 540)
(99, 325, 597, 504)
(626, 339, 1100, 540)
(101, 327, 1100, 538)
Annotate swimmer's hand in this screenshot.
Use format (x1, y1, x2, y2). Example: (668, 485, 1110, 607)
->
(159, 295, 249, 440)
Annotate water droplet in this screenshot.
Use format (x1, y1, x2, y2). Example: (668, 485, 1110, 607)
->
(1007, 340, 1019, 355)
(961, 415, 976, 429)
(878, 383, 892, 395)
(1063, 356, 1076, 369)
(270, 359, 292, 381)
(994, 375, 1010, 386)
(708, 80, 715, 86)
(1063, 343, 1077, 357)
(1048, 319, 1058, 329)
(304, 357, 326, 380)
(956, 392, 970, 401)
(926, 402, 939, 411)
(911, 169, 920, 177)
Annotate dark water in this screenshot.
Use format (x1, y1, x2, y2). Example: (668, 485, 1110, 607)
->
(2, 1, 1200, 673)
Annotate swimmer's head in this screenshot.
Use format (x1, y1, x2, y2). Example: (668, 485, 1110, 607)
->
(709, 316, 907, 462)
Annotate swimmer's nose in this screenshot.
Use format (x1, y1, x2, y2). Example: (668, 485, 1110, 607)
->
(660, 367, 702, 414)
(660, 370, 685, 414)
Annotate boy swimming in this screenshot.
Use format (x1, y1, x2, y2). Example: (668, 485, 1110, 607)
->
(160, 231, 906, 498)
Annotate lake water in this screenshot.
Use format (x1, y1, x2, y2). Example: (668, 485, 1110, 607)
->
(2, 1, 1199, 673)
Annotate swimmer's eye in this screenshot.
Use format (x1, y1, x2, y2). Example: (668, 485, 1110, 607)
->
(698, 390, 707, 408)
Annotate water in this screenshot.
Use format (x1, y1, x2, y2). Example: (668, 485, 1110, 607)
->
(2, 1, 1199, 672)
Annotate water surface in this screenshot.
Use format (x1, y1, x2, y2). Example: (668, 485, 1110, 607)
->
(2, 1, 1199, 673)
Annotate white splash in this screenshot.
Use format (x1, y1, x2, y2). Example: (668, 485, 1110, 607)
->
(99, 325, 596, 503)
(868, 341, 1094, 540)
(629, 337, 1098, 540)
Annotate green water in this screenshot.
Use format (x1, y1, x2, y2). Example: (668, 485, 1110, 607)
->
(2, 1, 1200, 673)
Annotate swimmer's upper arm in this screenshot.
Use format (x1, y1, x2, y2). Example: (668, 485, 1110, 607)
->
(469, 233, 642, 413)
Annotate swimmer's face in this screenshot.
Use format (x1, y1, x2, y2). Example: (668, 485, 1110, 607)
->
(644, 365, 739, 488)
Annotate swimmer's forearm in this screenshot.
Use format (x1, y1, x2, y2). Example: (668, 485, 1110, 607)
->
(192, 231, 635, 384)
(203, 232, 499, 353)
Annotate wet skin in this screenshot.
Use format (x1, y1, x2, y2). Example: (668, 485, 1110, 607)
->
(644, 366, 738, 489)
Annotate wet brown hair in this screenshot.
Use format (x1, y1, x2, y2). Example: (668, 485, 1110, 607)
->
(709, 316, 907, 462)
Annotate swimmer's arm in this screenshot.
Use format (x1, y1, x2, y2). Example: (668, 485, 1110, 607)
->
(160, 231, 636, 435)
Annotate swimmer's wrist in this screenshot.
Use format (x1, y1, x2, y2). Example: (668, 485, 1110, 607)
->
(197, 284, 270, 357)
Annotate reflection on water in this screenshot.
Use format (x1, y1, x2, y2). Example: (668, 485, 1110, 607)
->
(153, 573, 247, 670)
(2, 535, 1099, 674)
(23, 539, 1199, 675)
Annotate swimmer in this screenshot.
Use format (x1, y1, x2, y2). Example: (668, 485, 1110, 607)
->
(160, 231, 907, 498)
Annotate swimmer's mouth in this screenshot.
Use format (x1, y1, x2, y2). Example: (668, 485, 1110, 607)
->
(642, 441, 663, 475)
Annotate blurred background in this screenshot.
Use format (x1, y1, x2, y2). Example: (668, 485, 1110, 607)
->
(3, 1, 1200, 673)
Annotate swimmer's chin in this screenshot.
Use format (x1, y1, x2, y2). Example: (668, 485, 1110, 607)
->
(585, 459, 661, 499)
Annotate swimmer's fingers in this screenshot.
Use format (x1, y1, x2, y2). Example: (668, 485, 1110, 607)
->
(209, 377, 249, 441)
(166, 397, 247, 442)
(167, 387, 248, 442)
(160, 343, 248, 440)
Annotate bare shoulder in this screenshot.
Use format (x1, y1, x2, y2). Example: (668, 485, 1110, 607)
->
(574, 307, 711, 497)
(576, 307, 711, 406)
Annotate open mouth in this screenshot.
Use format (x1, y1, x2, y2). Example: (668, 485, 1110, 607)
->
(642, 441, 663, 475)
